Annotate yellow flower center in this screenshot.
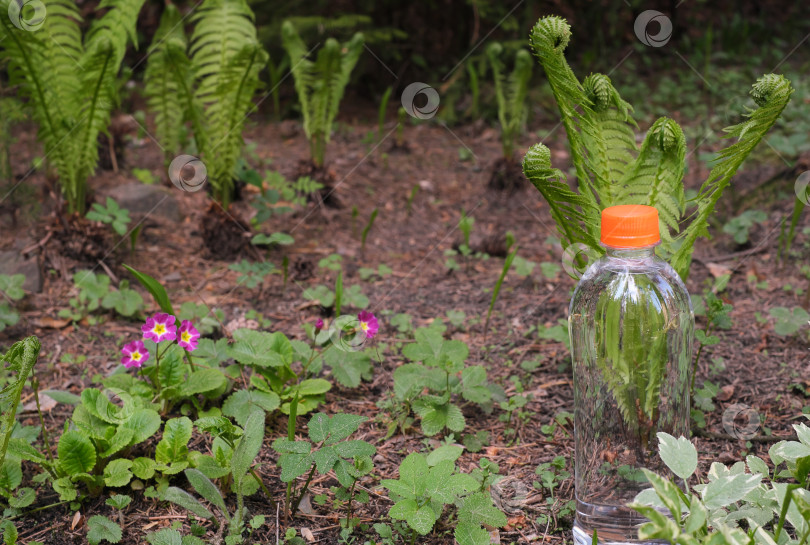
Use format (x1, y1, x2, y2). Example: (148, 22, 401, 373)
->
(154, 324, 166, 335)
(182, 331, 191, 342)
(360, 322, 369, 332)
(132, 352, 142, 361)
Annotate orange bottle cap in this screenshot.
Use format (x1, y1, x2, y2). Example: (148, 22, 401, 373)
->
(600, 205, 660, 247)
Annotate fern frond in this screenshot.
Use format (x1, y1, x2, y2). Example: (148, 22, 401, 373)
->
(144, 4, 192, 162)
(74, 36, 119, 206)
(281, 20, 316, 139)
(282, 20, 363, 167)
(0, 0, 83, 207)
(190, 0, 266, 205)
(581, 73, 638, 205)
(671, 74, 793, 278)
(618, 117, 686, 249)
(205, 42, 268, 206)
(487, 43, 532, 160)
(528, 16, 602, 237)
(0, 337, 40, 467)
(522, 143, 600, 249)
(191, 0, 258, 107)
(86, 0, 146, 64)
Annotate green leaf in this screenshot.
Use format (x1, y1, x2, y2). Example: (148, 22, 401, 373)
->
(296, 378, 331, 396)
(103, 459, 133, 487)
(323, 350, 372, 388)
(121, 408, 162, 444)
(180, 368, 227, 396)
(163, 485, 214, 519)
(222, 389, 279, 427)
(272, 441, 310, 460)
(147, 529, 182, 545)
(57, 430, 96, 474)
(106, 494, 132, 510)
(701, 473, 763, 510)
(302, 285, 335, 307)
(415, 400, 465, 436)
(229, 329, 293, 367)
(251, 232, 294, 246)
(455, 522, 491, 545)
(8, 487, 35, 509)
(278, 453, 313, 482)
(326, 413, 367, 444)
(184, 469, 227, 518)
(311, 445, 339, 474)
(86, 516, 122, 545)
(231, 411, 265, 483)
(656, 433, 698, 481)
(0, 274, 25, 300)
(42, 390, 81, 405)
(123, 264, 175, 315)
(425, 445, 463, 466)
(156, 417, 193, 464)
(52, 477, 78, 501)
(334, 440, 375, 458)
(408, 504, 437, 535)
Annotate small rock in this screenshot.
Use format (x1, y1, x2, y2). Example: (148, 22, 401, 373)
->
(101, 182, 181, 222)
(0, 250, 43, 293)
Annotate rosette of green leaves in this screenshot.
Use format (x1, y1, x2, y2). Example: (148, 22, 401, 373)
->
(42, 388, 162, 499)
(393, 327, 492, 436)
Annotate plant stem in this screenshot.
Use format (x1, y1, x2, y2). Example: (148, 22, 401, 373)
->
(346, 480, 357, 529)
(249, 467, 276, 509)
(690, 324, 713, 397)
(30, 376, 56, 476)
(5, 500, 69, 520)
(290, 463, 317, 517)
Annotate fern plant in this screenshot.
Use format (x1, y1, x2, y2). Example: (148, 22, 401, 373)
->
(487, 43, 532, 161)
(0, 337, 41, 468)
(281, 20, 364, 168)
(144, 0, 268, 207)
(523, 15, 793, 280)
(0, 0, 146, 214)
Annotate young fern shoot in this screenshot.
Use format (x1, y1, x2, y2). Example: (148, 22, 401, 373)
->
(487, 43, 532, 162)
(144, 0, 268, 207)
(0, 0, 146, 214)
(523, 15, 793, 280)
(282, 21, 364, 169)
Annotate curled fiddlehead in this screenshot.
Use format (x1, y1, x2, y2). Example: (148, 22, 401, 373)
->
(618, 117, 686, 251)
(670, 74, 793, 278)
(0, 337, 41, 467)
(582, 73, 638, 205)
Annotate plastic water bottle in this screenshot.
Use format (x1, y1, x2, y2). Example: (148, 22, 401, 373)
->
(569, 205, 694, 544)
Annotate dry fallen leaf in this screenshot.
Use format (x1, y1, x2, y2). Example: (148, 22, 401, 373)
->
(717, 384, 735, 402)
(34, 316, 71, 329)
(706, 262, 732, 279)
(301, 528, 315, 542)
(23, 391, 58, 412)
(71, 511, 84, 530)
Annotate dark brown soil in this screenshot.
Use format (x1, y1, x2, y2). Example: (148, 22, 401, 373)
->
(487, 157, 527, 193)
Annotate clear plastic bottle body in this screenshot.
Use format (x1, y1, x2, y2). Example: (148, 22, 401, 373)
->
(569, 246, 694, 545)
